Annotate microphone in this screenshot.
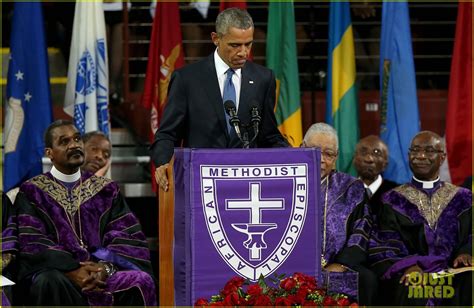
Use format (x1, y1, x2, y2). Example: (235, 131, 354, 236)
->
(224, 100, 242, 139)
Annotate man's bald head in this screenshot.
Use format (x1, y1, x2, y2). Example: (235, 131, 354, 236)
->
(411, 131, 445, 151)
(356, 135, 388, 155)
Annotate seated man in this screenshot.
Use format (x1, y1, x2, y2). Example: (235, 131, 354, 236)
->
(302, 123, 377, 305)
(371, 131, 472, 306)
(2, 193, 17, 307)
(352, 135, 398, 218)
(81, 131, 112, 176)
(13, 120, 157, 306)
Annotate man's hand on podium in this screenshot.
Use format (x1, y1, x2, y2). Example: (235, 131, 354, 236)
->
(155, 164, 170, 191)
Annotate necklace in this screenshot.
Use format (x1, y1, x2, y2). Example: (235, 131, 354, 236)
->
(321, 175, 329, 267)
(53, 176, 86, 248)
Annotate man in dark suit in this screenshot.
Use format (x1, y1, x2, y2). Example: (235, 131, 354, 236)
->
(353, 135, 398, 218)
(151, 8, 289, 191)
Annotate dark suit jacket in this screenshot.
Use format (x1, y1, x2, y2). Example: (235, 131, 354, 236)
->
(150, 54, 289, 166)
(369, 178, 398, 219)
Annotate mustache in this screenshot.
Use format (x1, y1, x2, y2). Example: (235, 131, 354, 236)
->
(67, 149, 84, 158)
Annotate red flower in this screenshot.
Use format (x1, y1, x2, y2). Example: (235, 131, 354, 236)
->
(194, 298, 209, 306)
(275, 297, 293, 306)
(222, 277, 245, 296)
(296, 286, 309, 299)
(199, 273, 358, 307)
(322, 296, 338, 307)
(223, 292, 241, 306)
(337, 297, 351, 306)
(254, 295, 272, 306)
(303, 299, 317, 306)
(280, 277, 297, 291)
(247, 284, 263, 297)
(287, 294, 304, 305)
(209, 302, 224, 307)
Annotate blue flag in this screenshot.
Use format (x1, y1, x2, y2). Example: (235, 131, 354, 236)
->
(4, 2, 53, 191)
(380, 1, 420, 184)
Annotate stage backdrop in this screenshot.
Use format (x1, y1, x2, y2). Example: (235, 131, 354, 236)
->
(172, 148, 321, 305)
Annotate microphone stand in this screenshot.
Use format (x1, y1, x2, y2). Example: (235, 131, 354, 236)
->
(248, 107, 261, 147)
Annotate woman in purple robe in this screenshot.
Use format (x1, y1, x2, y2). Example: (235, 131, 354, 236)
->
(303, 123, 378, 305)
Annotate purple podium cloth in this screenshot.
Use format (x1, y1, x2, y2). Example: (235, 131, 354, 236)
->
(172, 148, 321, 305)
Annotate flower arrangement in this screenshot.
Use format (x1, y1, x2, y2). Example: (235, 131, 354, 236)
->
(194, 272, 358, 306)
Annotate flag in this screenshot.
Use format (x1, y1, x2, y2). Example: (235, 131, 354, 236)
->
(266, 1, 302, 147)
(379, 2, 420, 184)
(64, 1, 110, 136)
(220, 0, 246, 11)
(191, 0, 211, 19)
(150, 1, 210, 20)
(141, 1, 185, 191)
(3, 2, 53, 191)
(445, 2, 472, 185)
(326, 2, 359, 175)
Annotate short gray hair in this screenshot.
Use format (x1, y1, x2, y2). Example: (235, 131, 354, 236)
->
(215, 8, 254, 37)
(303, 122, 339, 150)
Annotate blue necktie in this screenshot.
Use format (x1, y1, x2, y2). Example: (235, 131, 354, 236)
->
(222, 69, 236, 133)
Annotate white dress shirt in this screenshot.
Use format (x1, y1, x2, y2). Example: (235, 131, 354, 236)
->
(364, 174, 383, 196)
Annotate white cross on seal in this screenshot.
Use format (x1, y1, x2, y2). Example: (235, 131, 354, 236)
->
(227, 182, 284, 261)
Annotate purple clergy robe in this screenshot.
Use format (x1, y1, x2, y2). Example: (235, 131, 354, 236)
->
(16, 172, 157, 306)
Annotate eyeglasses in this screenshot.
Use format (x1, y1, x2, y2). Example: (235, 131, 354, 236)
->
(301, 142, 337, 160)
(356, 148, 384, 158)
(321, 150, 338, 160)
(409, 147, 444, 156)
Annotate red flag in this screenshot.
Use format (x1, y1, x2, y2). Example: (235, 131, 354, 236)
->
(219, 1, 247, 11)
(445, 2, 472, 185)
(141, 2, 185, 191)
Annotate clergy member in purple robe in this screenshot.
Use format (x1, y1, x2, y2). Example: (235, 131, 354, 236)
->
(1, 193, 17, 307)
(303, 123, 377, 305)
(13, 120, 157, 306)
(370, 131, 472, 306)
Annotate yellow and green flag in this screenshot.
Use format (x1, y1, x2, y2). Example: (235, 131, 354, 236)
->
(266, 1, 302, 147)
(326, 2, 359, 175)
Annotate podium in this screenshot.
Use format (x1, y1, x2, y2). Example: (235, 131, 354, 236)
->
(159, 148, 321, 305)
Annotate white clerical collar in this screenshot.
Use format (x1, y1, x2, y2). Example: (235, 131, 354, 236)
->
(363, 174, 383, 195)
(214, 49, 242, 79)
(413, 176, 440, 189)
(50, 166, 81, 183)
